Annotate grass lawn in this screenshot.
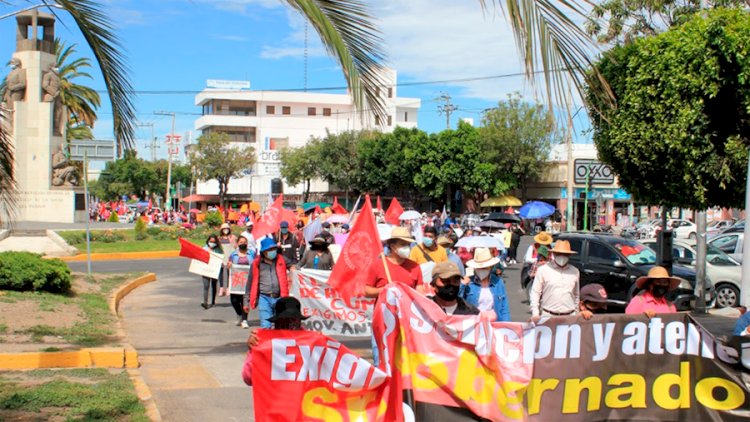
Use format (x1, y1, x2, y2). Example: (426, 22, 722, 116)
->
(0, 368, 149, 421)
(0, 273, 143, 348)
(57, 228, 211, 254)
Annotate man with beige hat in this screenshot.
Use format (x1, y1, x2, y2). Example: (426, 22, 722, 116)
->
(529, 240, 580, 320)
(364, 226, 424, 298)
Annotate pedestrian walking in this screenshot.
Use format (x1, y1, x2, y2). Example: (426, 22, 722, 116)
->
(298, 237, 334, 270)
(461, 248, 511, 322)
(227, 236, 255, 328)
(201, 235, 223, 309)
(508, 224, 525, 264)
(437, 236, 465, 277)
(579, 283, 609, 320)
(319, 221, 335, 245)
(529, 240, 580, 320)
(275, 221, 301, 268)
(524, 231, 553, 265)
(218, 222, 237, 297)
(430, 262, 478, 315)
(409, 226, 448, 265)
(625, 266, 679, 316)
(244, 238, 290, 329)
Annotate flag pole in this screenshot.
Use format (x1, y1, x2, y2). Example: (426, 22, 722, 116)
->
(381, 253, 393, 284)
(347, 194, 362, 224)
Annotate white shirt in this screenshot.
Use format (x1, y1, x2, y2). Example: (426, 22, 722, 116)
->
(529, 261, 580, 317)
(477, 287, 494, 312)
(524, 245, 537, 264)
(442, 303, 458, 315)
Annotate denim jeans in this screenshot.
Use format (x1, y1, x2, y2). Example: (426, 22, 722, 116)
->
(257, 294, 279, 329)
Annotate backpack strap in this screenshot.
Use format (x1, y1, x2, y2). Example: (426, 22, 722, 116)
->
(417, 245, 434, 262)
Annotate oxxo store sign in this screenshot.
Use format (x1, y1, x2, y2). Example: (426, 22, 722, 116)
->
(574, 159, 615, 185)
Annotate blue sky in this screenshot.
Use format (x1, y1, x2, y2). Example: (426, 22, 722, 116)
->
(0, 0, 591, 162)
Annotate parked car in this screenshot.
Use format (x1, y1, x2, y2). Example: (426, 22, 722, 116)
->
(636, 219, 661, 239)
(643, 238, 740, 308)
(708, 232, 744, 264)
(707, 220, 736, 239)
(667, 219, 697, 240)
(718, 220, 745, 236)
(526, 233, 714, 311)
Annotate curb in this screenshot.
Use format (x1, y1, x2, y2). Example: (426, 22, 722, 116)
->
(57, 250, 180, 262)
(129, 368, 163, 422)
(46, 229, 79, 256)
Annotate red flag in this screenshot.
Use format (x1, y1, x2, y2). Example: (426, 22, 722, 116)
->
(253, 195, 284, 238)
(384, 197, 404, 225)
(331, 196, 348, 214)
(280, 207, 298, 228)
(328, 195, 382, 302)
(376, 195, 383, 212)
(178, 238, 210, 263)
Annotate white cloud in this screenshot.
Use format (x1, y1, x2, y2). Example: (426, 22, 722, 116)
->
(211, 34, 250, 42)
(196, 0, 282, 15)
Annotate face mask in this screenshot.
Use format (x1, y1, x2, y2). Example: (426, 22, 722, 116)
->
(436, 284, 459, 301)
(222, 229, 230, 235)
(280, 228, 289, 234)
(423, 238, 434, 248)
(475, 269, 491, 280)
(208, 242, 217, 248)
(396, 246, 411, 259)
(554, 255, 569, 267)
(238, 244, 248, 251)
(651, 286, 668, 298)
(265, 250, 277, 260)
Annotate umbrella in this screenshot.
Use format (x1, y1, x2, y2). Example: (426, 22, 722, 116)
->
(486, 212, 521, 223)
(455, 235, 502, 249)
(480, 195, 522, 207)
(377, 223, 394, 242)
(519, 201, 556, 219)
(189, 208, 201, 213)
(326, 214, 350, 224)
(399, 210, 421, 220)
(477, 219, 505, 229)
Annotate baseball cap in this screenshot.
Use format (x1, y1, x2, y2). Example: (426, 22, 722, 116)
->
(280, 221, 289, 228)
(431, 261, 462, 281)
(581, 283, 608, 303)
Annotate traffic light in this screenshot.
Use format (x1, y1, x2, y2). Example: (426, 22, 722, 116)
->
(657, 229, 674, 274)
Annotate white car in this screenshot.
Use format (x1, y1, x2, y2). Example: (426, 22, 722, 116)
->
(643, 239, 740, 308)
(668, 219, 697, 240)
(709, 233, 744, 264)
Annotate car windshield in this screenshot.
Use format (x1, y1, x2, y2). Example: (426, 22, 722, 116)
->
(611, 239, 657, 265)
(707, 244, 738, 266)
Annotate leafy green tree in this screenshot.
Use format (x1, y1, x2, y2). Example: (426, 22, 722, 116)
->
(280, 139, 323, 203)
(55, 39, 101, 130)
(96, 150, 156, 200)
(317, 130, 374, 203)
(189, 133, 256, 211)
(356, 127, 421, 200)
(479, 95, 558, 201)
(586, 8, 750, 209)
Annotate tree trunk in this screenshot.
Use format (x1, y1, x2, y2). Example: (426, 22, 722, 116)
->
(303, 179, 310, 203)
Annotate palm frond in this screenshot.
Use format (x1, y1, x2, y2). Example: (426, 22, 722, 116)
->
(51, 0, 136, 151)
(284, 0, 388, 124)
(482, 0, 614, 116)
(0, 115, 16, 226)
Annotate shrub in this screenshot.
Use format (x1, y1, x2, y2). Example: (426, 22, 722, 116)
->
(107, 212, 119, 223)
(134, 218, 147, 240)
(203, 211, 223, 228)
(0, 252, 72, 293)
(146, 227, 161, 237)
(90, 230, 126, 243)
(58, 231, 86, 245)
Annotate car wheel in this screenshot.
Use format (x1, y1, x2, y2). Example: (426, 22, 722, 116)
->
(714, 283, 740, 308)
(688, 232, 697, 240)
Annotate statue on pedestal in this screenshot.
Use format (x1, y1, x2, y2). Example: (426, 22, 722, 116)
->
(42, 64, 65, 136)
(3, 57, 26, 111)
(51, 143, 79, 187)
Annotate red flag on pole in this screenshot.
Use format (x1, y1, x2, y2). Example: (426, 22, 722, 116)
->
(328, 195, 382, 302)
(253, 195, 284, 238)
(384, 197, 404, 225)
(331, 196, 348, 214)
(376, 195, 383, 212)
(280, 207, 298, 228)
(178, 238, 210, 263)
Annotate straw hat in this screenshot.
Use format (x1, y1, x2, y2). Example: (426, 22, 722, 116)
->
(436, 236, 453, 247)
(549, 240, 577, 255)
(635, 266, 681, 290)
(466, 247, 500, 269)
(534, 231, 553, 245)
(389, 226, 415, 243)
(220, 223, 231, 230)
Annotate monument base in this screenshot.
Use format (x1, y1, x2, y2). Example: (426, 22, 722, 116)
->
(11, 189, 81, 223)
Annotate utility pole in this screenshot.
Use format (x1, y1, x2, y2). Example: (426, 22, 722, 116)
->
(136, 122, 158, 161)
(436, 92, 458, 129)
(155, 111, 177, 211)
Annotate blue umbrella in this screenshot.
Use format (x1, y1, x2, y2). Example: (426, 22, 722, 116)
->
(519, 201, 556, 219)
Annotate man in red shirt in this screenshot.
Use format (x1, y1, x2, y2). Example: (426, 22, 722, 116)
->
(364, 226, 423, 298)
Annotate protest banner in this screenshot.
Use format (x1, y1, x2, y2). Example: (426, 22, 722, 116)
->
(291, 269, 375, 337)
(227, 264, 250, 295)
(251, 329, 394, 422)
(188, 251, 223, 279)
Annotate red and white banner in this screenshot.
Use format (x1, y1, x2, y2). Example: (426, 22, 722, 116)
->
(187, 251, 223, 279)
(291, 269, 375, 337)
(251, 329, 392, 422)
(227, 264, 250, 295)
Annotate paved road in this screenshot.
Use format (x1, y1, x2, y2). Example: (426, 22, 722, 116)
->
(66, 237, 536, 421)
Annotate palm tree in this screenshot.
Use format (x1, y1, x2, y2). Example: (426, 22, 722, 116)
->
(55, 38, 101, 133)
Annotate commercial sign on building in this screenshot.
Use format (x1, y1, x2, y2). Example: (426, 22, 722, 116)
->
(206, 79, 250, 90)
(574, 159, 615, 185)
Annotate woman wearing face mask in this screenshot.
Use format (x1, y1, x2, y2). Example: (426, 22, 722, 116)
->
(298, 237, 334, 270)
(227, 236, 256, 328)
(201, 235, 224, 309)
(460, 248, 511, 322)
(217, 223, 237, 296)
(625, 266, 678, 316)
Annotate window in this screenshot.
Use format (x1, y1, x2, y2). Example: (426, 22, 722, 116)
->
(673, 246, 695, 261)
(376, 87, 381, 97)
(308, 107, 316, 116)
(563, 238, 584, 263)
(282, 106, 291, 115)
(588, 242, 618, 263)
(323, 108, 332, 116)
(404, 111, 408, 121)
(712, 235, 738, 253)
(387, 115, 392, 126)
(375, 115, 381, 125)
(266, 105, 275, 115)
(388, 87, 393, 98)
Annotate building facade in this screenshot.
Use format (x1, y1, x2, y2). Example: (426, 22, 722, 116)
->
(193, 70, 420, 206)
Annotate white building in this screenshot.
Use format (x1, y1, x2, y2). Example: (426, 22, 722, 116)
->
(193, 70, 420, 204)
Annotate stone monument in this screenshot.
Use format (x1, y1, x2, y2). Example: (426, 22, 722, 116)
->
(1, 10, 84, 223)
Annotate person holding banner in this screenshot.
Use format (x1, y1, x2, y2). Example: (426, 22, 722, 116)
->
(228, 236, 255, 328)
(625, 265, 678, 316)
(218, 223, 237, 296)
(529, 240, 580, 320)
(201, 235, 224, 309)
(244, 238, 290, 329)
(461, 248, 510, 321)
(297, 237, 334, 270)
(431, 262, 478, 315)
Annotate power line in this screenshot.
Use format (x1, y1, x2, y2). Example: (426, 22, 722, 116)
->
(436, 92, 458, 129)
